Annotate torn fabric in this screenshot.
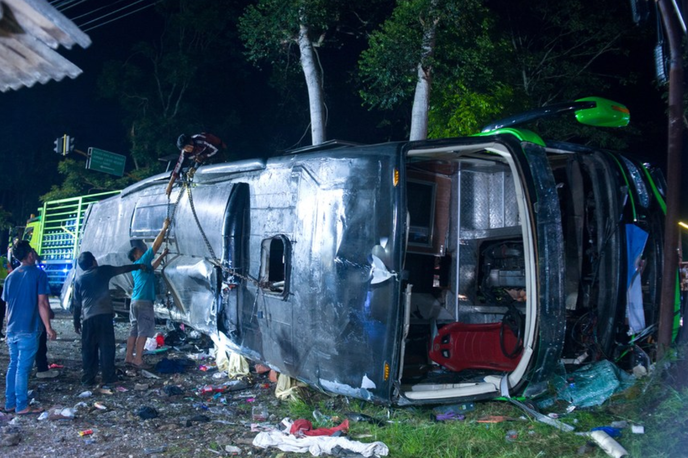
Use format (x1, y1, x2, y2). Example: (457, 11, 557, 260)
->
(253, 429, 389, 457)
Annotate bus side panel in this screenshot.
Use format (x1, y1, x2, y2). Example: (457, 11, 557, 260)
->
(233, 150, 403, 403)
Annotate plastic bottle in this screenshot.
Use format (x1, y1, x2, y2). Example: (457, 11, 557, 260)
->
(588, 430, 629, 458)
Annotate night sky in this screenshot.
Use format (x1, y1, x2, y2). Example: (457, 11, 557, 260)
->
(0, 0, 685, 224)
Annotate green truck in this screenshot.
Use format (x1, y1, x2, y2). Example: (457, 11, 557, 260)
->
(21, 191, 120, 294)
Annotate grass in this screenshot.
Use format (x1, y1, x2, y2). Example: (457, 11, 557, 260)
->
(276, 347, 688, 458)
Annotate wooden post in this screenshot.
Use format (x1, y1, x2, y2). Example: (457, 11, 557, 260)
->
(656, 0, 684, 358)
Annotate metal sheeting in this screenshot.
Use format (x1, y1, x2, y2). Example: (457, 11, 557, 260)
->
(0, 0, 90, 92)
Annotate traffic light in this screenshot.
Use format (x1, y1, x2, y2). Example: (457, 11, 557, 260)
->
(53, 134, 74, 156)
(65, 135, 75, 154)
(53, 136, 63, 155)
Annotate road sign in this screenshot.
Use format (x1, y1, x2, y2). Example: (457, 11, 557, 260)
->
(86, 147, 126, 177)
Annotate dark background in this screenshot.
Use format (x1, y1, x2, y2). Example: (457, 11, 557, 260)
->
(0, 0, 684, 229)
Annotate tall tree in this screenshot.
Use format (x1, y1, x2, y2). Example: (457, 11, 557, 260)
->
(238, 0, 387, 146)
(358, 0, 495, 140)
(239, 0, 337, 145)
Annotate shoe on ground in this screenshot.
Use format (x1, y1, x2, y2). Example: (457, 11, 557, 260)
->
(36, 370, 60, 379)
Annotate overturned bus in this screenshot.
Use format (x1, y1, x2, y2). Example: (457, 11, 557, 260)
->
(62, 97, 679, 405)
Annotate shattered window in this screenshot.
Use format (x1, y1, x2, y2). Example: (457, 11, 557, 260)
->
(130, 204, 171, 239)
(260, 235, 291, 297)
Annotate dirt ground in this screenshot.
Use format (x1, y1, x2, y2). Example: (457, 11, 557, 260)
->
(0, 302, 285, 458)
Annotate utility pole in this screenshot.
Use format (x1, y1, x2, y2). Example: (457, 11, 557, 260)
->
(656, 0, 684, 358)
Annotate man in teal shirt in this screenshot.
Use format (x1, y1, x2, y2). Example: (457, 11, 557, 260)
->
(124, 219, 169, 369)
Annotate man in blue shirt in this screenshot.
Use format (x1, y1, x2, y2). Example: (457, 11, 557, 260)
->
(2, 241, 56, 414)
(124, 219, 170, 369)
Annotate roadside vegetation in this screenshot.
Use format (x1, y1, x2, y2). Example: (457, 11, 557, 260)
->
(278, 344, 688, 457)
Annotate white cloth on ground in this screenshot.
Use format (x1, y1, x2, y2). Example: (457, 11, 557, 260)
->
(253, 429, 389, 457)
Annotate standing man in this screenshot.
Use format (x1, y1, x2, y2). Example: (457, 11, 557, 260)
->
(72, 252, 147, 386)
(125, 219, 170, 369)
(2, 240, 56, 415)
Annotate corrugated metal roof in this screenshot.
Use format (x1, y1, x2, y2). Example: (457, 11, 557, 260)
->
(0, 0, 91, 92)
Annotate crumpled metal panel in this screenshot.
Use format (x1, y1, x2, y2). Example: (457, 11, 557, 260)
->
(231, 151, 403, 403)
(68, 148, 404, 404)
(162, 254, 219, 336)
(68, 179, 227, 338)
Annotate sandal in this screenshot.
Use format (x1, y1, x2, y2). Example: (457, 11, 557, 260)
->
(16, 407, 44, 415)
(1, 407, 15, 414)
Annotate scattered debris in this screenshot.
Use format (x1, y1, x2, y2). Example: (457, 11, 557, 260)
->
(0, 312, 286, 457)
(141, 370, 160, 380)
(631, 425, 645, 434)
(254, 418, 389, 457)
(585, 430, 629, 458)
(477, 416, 517, 423)
(136, 406, 159, 420)
(432, 403, 474, 422)
(225, 444, 241, 454)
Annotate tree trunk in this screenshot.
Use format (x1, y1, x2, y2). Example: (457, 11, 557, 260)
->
(298, 23, 326, 145)
(409, 0, 439, 141)
(410, 64, 431, 141)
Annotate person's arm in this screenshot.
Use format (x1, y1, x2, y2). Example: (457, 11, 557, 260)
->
(72, 283, 82, 334)
(38, 294, 56, 340)
(106, 264, 148, 277)
(151, 218, 170, 254)
(152, 248, 169, 270)
(166, 151, 187, 196)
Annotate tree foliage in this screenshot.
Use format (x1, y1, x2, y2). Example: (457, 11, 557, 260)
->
(478, 0, 647, 147)
(239, 0, 332, 66)
(358, 0, 503, 139)
(97, 0, 239, 172)
(238, 0, 390, 145)
(45, 0, 244, 200)
(359, 0, 650, 145)
(40, 159, 134, 202)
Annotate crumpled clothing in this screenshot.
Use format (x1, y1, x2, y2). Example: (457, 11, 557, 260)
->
(275, 373, 305, 400)
(290, 418, 349, 437)
(155, 357, 190, 374)
(136, 406, 159, 420)
(253, 430, 389, 457)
